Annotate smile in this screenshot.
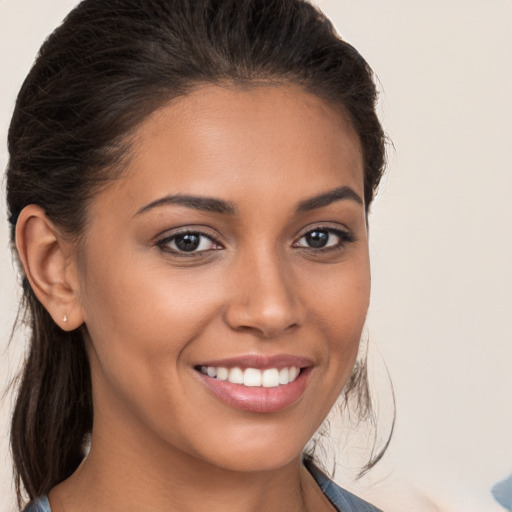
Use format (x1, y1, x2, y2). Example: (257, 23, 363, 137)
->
(198, 366, 301, 387)
(194, 355, 313, 413)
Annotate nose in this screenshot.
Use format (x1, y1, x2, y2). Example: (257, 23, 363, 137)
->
(223, 248, 301, 338)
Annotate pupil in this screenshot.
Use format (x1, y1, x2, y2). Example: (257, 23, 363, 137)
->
(175, 234, 200, 251)
(306, 230, 328, 248)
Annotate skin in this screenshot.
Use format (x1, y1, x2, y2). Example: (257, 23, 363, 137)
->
(17, 84, 370, 511)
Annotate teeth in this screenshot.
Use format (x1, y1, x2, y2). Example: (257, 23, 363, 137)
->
(244, 368, 262, 387)
(262, 369, 280, 388)
(216, 367, 229, 381)
(278, 367, 289, 385)
(200, 365, 301, 387)
(228, 367, 244, 384)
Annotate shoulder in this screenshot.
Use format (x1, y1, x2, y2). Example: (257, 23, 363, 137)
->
(307, 463, 383, 512)
(22, 496, 51, 512)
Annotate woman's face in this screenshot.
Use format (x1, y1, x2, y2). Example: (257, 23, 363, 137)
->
(76, 84, 370, 472)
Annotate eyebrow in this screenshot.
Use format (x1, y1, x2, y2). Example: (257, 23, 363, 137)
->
(296, 186, 363, 212)
(135, 185, 363, 217)
(135, 194, 236, 216)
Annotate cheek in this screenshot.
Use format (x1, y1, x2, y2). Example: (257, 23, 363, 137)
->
(310, 256, 370, 336)
(78, 249, 226, 397)
(308, 257, 371, 386)
(79, 254, 233, 449)
(82, 248, 221, 341)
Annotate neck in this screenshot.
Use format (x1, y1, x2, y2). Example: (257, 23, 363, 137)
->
(49, 424, 329, 512)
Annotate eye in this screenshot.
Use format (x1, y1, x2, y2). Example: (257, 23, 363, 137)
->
(293, 227, 354, 250)
(157, 231, 221, 254)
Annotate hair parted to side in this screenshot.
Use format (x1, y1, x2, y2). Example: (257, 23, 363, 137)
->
(6, 0, 388, 505)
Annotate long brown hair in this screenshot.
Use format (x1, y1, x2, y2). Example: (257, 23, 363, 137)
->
(6, 0, 387, 505)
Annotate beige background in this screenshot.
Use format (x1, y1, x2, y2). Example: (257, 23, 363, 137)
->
(1, 1, 511, 510)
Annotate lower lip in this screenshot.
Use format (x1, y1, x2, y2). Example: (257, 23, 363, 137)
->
(196, 368, 312, 413)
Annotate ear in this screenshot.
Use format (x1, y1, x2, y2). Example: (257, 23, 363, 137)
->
(15, 205, 84, 331)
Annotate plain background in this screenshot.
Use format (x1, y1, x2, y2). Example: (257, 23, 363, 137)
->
(1, 1, 511, 510)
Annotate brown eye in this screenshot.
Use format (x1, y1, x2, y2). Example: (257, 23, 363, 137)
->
(294, 227, 355, 250)
(174, 233, 202, 252)
(158, 231, 219, 254)
(304, 230, 329, 248)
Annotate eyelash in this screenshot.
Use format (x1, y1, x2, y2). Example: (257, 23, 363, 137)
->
(156, 226, 356, 257)
(156, 229, 221, 257)
(293, 226, 356, 253)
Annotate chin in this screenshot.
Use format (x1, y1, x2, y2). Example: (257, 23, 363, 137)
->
(181, 422, 313, 474)
(205, 446, 303, 474)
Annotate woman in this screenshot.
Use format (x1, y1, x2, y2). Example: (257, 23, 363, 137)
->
(6, 0, 387, 510)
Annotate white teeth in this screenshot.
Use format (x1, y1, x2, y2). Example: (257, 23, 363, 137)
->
(244, 368, 262, 387)
(216, 367, 229, 381)
(200, 365, 301, 387)
(289, 366, 299, 381)
(262, 368, 280, 388)
(228, 367, 244, 384)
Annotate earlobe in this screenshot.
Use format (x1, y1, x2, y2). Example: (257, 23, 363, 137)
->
(15, 205, 84, 331)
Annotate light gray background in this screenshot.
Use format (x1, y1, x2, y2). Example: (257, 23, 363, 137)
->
(1, 1, 511, 510)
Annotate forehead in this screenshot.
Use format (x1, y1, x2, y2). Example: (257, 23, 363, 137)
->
(90, 84, 364, 219)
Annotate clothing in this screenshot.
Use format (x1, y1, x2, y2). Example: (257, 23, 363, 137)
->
(491, 472, 512, 510)
(308, 463, 382, 511)
(23, 496, 49, 512)
(23, 465, 382, 511)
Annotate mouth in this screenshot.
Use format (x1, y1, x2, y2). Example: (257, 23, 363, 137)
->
(196, 365, 301, 387)
(193, 355, 313, 413)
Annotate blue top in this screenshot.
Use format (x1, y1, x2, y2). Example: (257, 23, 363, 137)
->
(24, 465, 382, 511)
(492, 472, 512, 510)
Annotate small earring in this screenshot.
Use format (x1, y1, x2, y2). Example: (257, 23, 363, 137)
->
(63, 314, 68, 323)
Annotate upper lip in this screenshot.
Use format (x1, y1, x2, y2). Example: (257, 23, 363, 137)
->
(195, 354, 314, 370)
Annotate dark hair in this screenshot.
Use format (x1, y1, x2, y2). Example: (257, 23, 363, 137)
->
(6, 0, 387, 505)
